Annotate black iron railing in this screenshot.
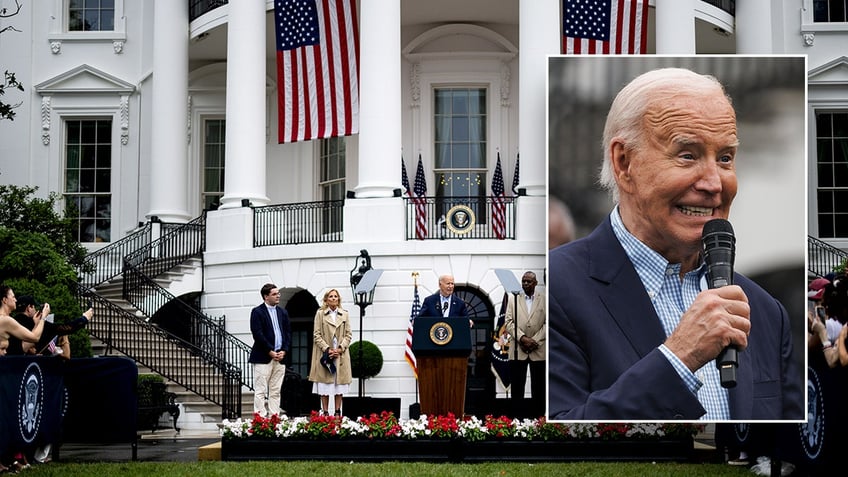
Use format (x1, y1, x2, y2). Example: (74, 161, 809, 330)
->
(403, 196, 516, 240)
(254, 200, 345, 247)
(79, 285, 243, 419)
(123, 215, 206, 278)
(79, 223, 152, 288)
(189, 0, 228, 22)
(702, 0, 735, 16)
(809, 236, 848, 277)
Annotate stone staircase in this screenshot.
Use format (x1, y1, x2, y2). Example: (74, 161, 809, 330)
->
(88, 256, 249, 433)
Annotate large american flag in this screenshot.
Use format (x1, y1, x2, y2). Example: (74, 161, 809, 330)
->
(491, 153, 506, 240)
(413, 156, 428, 240)
(562, 0, 648, 54)
(274, 0, 359, 143)
(404, 279, 421, 378)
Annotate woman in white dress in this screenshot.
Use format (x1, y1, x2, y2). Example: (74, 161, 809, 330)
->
(308, 289, 352, 416)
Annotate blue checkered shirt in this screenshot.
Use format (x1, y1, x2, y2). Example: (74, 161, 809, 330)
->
(610, 208, 730, 420)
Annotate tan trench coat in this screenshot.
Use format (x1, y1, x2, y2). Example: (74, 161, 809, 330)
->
(308, 307, 353, 384)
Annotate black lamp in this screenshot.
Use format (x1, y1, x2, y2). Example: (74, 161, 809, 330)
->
(349, 250, 382, 397)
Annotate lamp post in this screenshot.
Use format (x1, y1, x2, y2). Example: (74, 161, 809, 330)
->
(350, 250, 382, 398)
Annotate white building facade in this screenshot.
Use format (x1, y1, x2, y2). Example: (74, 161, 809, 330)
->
(0, 1, 845, 425)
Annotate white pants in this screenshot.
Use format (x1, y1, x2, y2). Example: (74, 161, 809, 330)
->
(253, 361, 286, 416)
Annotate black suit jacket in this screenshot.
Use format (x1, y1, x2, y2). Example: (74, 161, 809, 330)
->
(248, 303, 292, 364)
(548, 217, 804, 421)
(418, 293, 469, 319)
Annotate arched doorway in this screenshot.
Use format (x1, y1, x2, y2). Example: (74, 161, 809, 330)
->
(454, 285, 496, 417)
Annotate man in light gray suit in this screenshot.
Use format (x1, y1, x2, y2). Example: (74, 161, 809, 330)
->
(504, 271, 546, 418)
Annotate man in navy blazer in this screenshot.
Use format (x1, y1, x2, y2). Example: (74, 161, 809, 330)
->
(548, 68, 803, 421)
(418, 274, 470, 322)
(249, 283, 291, 417)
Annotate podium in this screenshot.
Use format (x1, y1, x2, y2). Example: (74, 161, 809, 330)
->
(412, 316, 471, 417)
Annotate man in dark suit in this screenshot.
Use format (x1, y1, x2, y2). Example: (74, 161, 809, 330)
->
(418, 274, 470, 322)
(249, 283, 291, 417)
(548, 68, 803, 421)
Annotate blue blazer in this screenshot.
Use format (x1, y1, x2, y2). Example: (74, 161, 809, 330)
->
(418, 293, 469, 319)
(248, 303, 292, 364)
(548, 217, 804, 421)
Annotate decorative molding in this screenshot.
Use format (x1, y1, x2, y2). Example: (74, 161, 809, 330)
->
(500, 62, 511, 107)
(187, 95, 193, 144)
(50, 40, 62, 54)
(120, 95, 130, 145)
(41, 96, 52, 145)
(410, 63, 421, 108)
(803, 32, 815, 47)
(113, 40, 124, 54)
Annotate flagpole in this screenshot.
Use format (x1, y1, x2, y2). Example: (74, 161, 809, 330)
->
(412, 271, 419, 406)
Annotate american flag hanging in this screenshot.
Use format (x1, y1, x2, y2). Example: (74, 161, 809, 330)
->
(413, 155, 428, 240)
(491, 153, 506, 240)
(274, 0, 359, 143)
(562, 0, 648, 54)
(404, 277, 421, 378)
(511, 154, 520, 196)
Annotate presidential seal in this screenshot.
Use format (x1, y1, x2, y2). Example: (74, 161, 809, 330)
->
(800, 366, 825, 460)
(18, 362, 44, 444)
(429, 321, 454, 346)
(445, 205, 475, 235)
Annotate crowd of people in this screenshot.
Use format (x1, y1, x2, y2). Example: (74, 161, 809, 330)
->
(1, 284, 94, 471)
(807, 274, 848, 368)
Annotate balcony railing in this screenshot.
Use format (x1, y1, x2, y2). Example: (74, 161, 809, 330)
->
(189, 0, 228, 22)
(254, 200, 345, 247)
(809, 236, 848, 277)
(701, 0, 735, 16)
(404, 196, 516, 240)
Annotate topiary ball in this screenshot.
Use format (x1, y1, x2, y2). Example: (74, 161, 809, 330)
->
(349, 340, 383, 379)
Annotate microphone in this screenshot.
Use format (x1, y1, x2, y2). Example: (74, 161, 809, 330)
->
(702, 218, 737, 388)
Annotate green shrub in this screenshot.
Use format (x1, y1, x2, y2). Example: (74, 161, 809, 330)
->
(349, 340, 383, 379)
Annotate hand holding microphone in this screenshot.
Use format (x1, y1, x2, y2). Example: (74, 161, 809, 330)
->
(663, 219, 750, 387)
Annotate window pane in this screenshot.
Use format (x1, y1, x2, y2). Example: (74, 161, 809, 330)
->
(834, 113, 848, 137)
(84, 0, 100, 8)
(452, 93, 468, 114)
(814, 0, 829, 21)
(100, 9, 114, 30)
(831, 0, 846, 22)
(452, 117, 469, 141)
(80, 169, 95, 192)
(70, 0, 84, 7)
(97, 119, 111, 140)
(81, 145, 96, 168)
(66, 170, 80, 193)
(435, 143, 449, 169)
(469, 144, 485, 168)
(818, 139, 833, 163)
(102, 0, 115, 8)
(469, 117, 485, 142)
(451, 144, 470, 169)
(819, 213, 834, 237)
(97, 145, 111, 167)
(95, 170, 110, 193)
(204, 170, 219, 193)
(836, 214, 848, 237)
(836, 190, 848, 213)
(67, 122, 81, 143)
(469, 89, 485, 114)
(818, 190, 834, 213)
(67, 147, 80, 169)
(435, 90, 451, 114)
(81, 121, 97, 142)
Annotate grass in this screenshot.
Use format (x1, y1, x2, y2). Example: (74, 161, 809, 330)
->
(19, 461, 753, 477)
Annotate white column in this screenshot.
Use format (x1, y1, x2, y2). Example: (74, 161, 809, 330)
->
(518, 0, 558, 198)
(735, 0, 773, 53)
(655, 0, 695, 54)
(220, 0, 269, 208)
(354, 0, 401, 198)
(148, 0, 191, 223)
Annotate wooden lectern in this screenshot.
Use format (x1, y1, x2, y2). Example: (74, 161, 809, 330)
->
(412, 316, 471, 417)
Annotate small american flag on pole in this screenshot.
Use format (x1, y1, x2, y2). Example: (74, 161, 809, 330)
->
(491, 153, 506, 240)
(405, 273, 421, 378)
(562, 0, 648, 54)
(413, 155, 428, 240)
(274, 0, 359, 143)
(511, 154, 520, 196)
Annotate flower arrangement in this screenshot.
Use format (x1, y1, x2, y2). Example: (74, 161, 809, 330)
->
(221, 411, 702, 443)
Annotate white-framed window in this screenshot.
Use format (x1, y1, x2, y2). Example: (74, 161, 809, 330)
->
(64, 118, 112, 243)
(202, 118, 226, 210)
(68, 0, 115, 31)
(49, 0, 126, 42)
(433, 87, 488, 221)
(815, 111, 848, 238)
(318, 137, 345, 234)
(814, 0, 848, 22)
